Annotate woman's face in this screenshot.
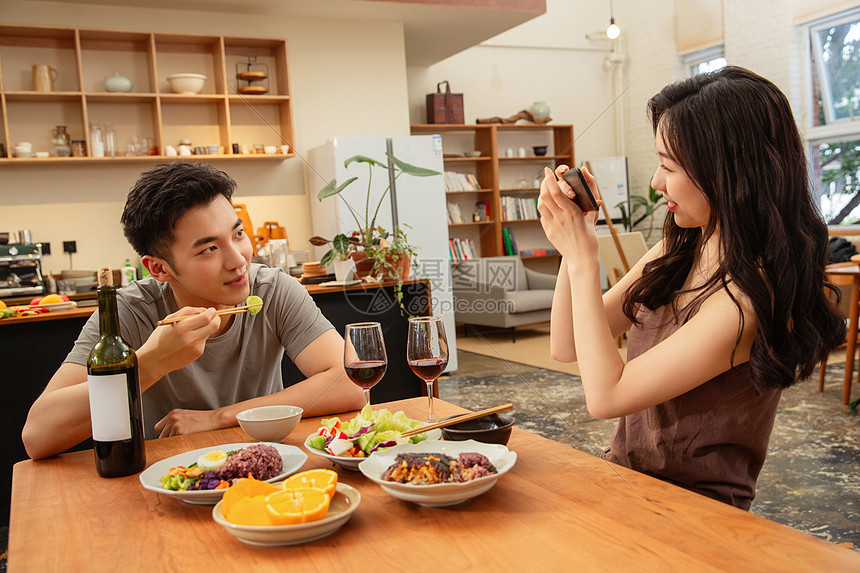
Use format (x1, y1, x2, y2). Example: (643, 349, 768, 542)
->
(650, 124, 711, 229)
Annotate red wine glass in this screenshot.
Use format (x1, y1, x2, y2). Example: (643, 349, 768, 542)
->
(344, 322, 387, 408)
(407, 316, 449, 424)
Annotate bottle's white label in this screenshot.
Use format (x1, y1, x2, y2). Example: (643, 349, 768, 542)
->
(88, 373, 132, 441)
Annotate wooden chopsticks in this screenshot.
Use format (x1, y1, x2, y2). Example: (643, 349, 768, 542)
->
(156, 302, 262, 326)
(400, 403, 514, 438)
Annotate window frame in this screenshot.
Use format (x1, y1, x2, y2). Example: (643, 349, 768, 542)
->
(683, 45, 726, 77)
(803, 8, 860, 233)
(808, 8, 860, 127)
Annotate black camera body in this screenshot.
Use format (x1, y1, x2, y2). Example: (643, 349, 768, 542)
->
(562, 167, 598, 212)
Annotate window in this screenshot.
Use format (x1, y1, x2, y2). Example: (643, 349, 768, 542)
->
(684, 46, 726, 77)
(806, 9, 860, 228)
(810, 12, 860, 125)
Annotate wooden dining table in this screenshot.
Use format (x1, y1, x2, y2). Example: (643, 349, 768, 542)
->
(9, 398, 859, 572)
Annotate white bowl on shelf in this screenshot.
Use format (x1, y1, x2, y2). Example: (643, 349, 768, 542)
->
(166, 73, 206, 94)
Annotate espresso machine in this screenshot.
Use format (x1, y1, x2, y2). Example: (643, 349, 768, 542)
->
(0, 236, 45, 298)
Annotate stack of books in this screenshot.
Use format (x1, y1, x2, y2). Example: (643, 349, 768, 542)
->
(444, 171, 481, 192)
(448, 238, 477, 262)
(446, 202, 466, 224)
(500, 196, 539, 221)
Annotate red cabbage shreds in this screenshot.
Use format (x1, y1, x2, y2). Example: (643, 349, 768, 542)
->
(186, 471, 222, 490)
(369, 440, 397, 453)
(215, 444, 283, 481)
(348, 424, 375, 440)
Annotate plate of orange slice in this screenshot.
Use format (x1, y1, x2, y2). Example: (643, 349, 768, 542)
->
(212, 470, 361, 546)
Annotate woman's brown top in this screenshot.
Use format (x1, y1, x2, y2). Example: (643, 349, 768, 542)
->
(602, 304, 782, 510)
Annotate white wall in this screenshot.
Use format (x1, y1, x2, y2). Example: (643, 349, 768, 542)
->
(0, 1, 411, 274)
(407, 0, 618, 164)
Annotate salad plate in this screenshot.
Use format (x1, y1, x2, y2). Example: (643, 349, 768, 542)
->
(139, 442, 307, 505)
(304, 428, 441, 471)
(211, 482, 360, 546)
(358, 439, 516, 507)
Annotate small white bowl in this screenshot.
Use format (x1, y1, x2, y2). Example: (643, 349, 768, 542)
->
(237, 405, 303, 443)
(166, 73, 207, 94)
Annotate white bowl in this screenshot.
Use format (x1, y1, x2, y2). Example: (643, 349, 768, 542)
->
(237, 405, 303, 443)
(303, 427, 442, 471)
(166, 73, 207, 94)
(358, 439, 517, 507)
(212, 482, 360, 546)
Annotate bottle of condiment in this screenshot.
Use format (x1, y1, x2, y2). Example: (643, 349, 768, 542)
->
(104, 124, 116, 157)
(51, 125, 72, 157)
(87, 266, 145, 477)
(121, 258, 136, 287)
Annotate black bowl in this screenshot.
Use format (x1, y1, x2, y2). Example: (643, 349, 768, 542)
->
(532, 146, 548, 156)
(440, 413, 515, 445)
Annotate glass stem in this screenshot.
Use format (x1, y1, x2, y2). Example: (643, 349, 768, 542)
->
(363, 388, 371, 408)
(426, 380, 437, 423)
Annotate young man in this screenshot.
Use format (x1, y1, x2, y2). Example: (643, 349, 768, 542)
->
(22, 162, 364, 459)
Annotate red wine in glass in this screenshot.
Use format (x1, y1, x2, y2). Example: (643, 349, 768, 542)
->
(344, 322, 387, 407)
(345, 361, 387, 389)
(407, 316, 448, 423)
(409, 358, 447, 382)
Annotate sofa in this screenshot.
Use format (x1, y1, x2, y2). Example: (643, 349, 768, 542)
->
(451, 256, 556, 342)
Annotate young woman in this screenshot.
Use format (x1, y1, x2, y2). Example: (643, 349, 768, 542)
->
(538, 66, 845, 509)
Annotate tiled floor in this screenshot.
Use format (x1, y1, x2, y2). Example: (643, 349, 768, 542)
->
(439, 350, 859, 550)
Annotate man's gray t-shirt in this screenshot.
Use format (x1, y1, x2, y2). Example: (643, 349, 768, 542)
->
(66, 264, 333, 438)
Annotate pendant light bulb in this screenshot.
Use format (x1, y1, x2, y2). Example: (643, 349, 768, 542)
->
(606, 17, 621, 40)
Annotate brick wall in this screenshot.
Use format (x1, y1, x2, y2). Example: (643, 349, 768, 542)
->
(615, 0, 809, 241)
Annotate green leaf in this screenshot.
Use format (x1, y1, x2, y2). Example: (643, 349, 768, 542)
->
(331, 233, 350, 255)
(320, 249, 335, 266)
(386, 152, 440, 177)
(317, 177, 359, 200)
(344, 155, 389, 169)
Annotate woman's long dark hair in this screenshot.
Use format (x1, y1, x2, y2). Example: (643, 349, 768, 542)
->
(622, 66, 845, 391)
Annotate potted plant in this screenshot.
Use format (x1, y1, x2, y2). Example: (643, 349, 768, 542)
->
(616, 185, 667, 241)
(309, 232, 358, 281)
(311, 152, 438, 279)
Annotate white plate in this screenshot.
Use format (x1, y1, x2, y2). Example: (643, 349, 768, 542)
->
(303, 428, 442, 471)
(139, 442, 307, 505)
(358, 439, 516, 507)
(212, 482, 360, 546)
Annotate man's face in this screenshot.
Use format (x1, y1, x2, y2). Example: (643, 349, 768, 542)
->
(160, 194, 253, 309)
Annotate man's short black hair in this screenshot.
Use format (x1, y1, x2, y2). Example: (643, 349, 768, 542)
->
(121, 162, 237, 265)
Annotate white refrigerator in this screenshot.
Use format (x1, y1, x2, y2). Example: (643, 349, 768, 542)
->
(308, 135, 458, 371)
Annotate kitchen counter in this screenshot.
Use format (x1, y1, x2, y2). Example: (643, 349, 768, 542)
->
(0, 306, 96, 325)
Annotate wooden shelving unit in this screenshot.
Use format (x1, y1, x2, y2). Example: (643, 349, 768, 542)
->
(0, 24, 294, 163)
(411, 123, 574, 263)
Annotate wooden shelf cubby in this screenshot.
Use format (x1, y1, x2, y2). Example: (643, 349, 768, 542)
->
(411, 123, 574, 266)
(0, 24, 294, 163)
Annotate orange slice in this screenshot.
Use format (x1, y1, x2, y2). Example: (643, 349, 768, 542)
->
(264, 487, 331, 525)
(225, 495, 274, 526)
(280, 469, 338, 498)
(221, 477, 279, 522)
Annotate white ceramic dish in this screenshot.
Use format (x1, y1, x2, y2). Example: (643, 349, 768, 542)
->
(139, 442, 307, 505)
(166, 73, 206, 94)
(236, 405, 303, 442)
(211, 482, 360, 546)
(303, 428, 442, 471)
(358, 439, 516, 507)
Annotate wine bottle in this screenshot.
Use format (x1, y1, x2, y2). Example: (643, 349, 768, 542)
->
(87, 267, 145, 477)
